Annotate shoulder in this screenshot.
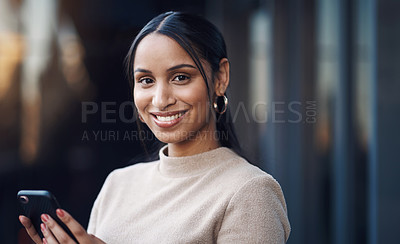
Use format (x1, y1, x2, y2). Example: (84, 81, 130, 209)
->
(218, 148, 288, 211)
(216, 149, 291, 242)
(209, 148, 287, 209)
(110, 161, 158, 177)
(216, 148, 279, 192)
(101, 161, 159, 190)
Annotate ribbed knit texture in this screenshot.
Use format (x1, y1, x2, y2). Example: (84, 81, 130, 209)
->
(87, 146, 291, 243)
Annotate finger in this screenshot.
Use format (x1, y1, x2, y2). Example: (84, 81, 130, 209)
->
(40, 223, 59, 244)
(19, 215, 43, 244)
(41, 214, 75, 244)
(56, 209, 94, 243)
(89, 234, 106, 244)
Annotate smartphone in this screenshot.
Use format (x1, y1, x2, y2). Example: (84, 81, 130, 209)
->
(17, 190, 78, 242)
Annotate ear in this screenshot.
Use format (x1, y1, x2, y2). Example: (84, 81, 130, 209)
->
(214, 58, 230, 96)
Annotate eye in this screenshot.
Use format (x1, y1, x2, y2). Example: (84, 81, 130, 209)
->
(172, 75, 189, 83)
(138, 78, 154, 86)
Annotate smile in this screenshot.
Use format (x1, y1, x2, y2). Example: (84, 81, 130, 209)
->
(150, 110, 188, 128)
(155, 112, 185, 122)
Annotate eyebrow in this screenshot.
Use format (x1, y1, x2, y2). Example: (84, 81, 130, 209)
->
(167, 64, 197, 71)
(134, 64, 197, 74)
(134, 68, 151, 74)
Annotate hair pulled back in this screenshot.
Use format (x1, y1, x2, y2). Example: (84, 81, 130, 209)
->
(125, 11, 242, 157)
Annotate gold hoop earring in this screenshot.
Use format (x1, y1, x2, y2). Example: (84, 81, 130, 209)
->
(213, 94, 228, 114)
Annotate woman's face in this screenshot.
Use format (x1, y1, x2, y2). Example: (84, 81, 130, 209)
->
(133, 33, 215, 146)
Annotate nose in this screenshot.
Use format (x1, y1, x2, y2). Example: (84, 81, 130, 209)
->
(152, 82, 175, 110)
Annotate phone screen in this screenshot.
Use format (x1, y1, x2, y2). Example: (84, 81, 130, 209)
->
(17, 190, 78, 242)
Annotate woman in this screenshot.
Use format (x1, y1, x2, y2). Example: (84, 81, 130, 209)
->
(19, 11, 291, 243)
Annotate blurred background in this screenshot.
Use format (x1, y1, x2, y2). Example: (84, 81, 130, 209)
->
(1, 0, 399, 243)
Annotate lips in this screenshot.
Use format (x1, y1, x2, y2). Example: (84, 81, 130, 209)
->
(150, 110, 188, 128)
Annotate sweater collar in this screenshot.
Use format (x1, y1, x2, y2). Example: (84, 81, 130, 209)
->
(158, 145, 235, 178)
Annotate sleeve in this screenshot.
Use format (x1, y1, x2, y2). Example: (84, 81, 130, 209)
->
(86, 194, 100, 235)
(217, 175, 291, 244)
(86, 170, 115, 235)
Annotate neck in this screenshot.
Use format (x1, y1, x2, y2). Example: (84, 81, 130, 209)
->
(167, 125, 220, 157)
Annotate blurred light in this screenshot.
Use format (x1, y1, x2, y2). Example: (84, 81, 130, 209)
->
(0, 33, 24, 100)
(19, 0, 58, 163)
(249, 8, 271, 124)
(58, 17, 95, 100)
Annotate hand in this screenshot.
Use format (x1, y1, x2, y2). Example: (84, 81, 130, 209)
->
(19, 209, 105, 244)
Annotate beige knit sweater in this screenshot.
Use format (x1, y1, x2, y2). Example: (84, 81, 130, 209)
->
(87, 146, 290, 243)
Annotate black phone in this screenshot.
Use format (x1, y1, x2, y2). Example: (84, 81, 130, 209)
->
(17, 190, 78, 243)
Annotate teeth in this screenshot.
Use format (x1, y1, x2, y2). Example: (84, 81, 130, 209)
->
(156, 112, 184, 122)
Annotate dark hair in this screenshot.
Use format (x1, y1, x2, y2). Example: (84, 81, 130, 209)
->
(125, 11, 243, 158)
